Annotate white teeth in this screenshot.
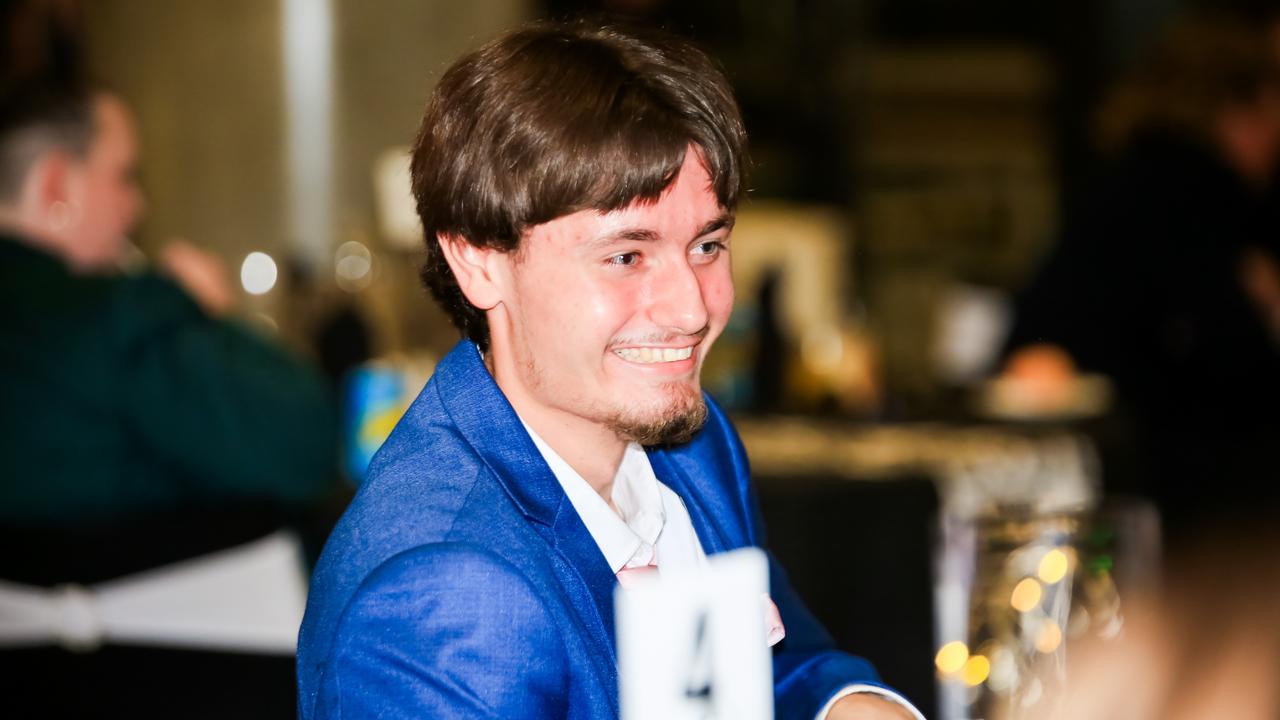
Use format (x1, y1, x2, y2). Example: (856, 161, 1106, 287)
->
(615, 346, 693, 364)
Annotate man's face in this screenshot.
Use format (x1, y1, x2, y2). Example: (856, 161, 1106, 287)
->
(62, 95, 143, 270)
(488, 149, 734, 445)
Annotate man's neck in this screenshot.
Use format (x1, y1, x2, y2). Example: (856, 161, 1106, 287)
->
(0, 214, 40, 244)
(521, 410, 627, 503)
(0, 214, 73, 265)
(485, 350, 627, 502)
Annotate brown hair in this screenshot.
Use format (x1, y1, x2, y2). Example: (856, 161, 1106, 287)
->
(0, 91, 93, 202)
(0, 0, 93, 203)
(411, 20, 748, 351)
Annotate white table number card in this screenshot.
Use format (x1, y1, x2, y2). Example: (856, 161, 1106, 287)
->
(615, 547, 773, 720)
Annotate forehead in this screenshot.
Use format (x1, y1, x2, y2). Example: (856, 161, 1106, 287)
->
(89, 96, 137, 158)
(567, 152, 726, 239)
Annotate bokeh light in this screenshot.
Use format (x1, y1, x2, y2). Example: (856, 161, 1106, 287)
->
(240, 251, 278, 295)
(935, 640, 969, 674)
(961, 654, 991, 686)
(986, 645, 1017, 692)
(1038, 548, 1070, 584)
(1035, 620, 1063, 653)
(1010, 577, 1043, 612)
(334, 240, 373, 292)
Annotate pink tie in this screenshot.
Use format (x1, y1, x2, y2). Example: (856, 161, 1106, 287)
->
(615, 561, 658, 589)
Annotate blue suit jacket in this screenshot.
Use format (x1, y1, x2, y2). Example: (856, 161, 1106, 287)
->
(297, 341, 897, 719)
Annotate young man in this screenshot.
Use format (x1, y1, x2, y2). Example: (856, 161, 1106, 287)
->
(297, 21, 920, 720)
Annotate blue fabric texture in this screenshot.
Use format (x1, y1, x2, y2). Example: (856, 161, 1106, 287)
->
(297, 340, 900, 719)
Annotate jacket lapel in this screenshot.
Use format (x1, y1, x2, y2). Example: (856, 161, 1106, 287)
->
(549, 502, 619, 662)
(432, 341, 620, 679)
(429, 342, 753, 710)
(432, 341, 563, 522)
(646, 400, 753, 555)
(647, 448, 729, 555)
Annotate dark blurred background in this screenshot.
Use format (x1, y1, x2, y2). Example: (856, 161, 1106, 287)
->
(5, 0, 1280, 718)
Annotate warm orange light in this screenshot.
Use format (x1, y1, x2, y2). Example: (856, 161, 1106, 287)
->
(1036, 620, 1063, 653)
(1010, 577, 1043, 612)
(1038, 548, 1070, 584)
(962, 655, 991, 686)
(935, 641, 969, 674)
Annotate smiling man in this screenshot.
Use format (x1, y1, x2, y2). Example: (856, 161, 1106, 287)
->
(297, 21, 921, 720)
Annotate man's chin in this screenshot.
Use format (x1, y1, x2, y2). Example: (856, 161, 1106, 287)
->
(606, 389, 708, 447)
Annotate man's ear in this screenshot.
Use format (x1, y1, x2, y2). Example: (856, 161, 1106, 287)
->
(437, 233, 505, 311)
(21, 151, 74, 220)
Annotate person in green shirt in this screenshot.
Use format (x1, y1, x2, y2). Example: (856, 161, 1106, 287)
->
(0, 87, 336, 525)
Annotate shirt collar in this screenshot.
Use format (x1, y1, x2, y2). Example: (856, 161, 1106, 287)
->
(520, 420, 666, 573)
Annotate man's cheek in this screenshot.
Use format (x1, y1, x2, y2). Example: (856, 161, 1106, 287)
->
(706, 276, 735, 325)
(580, 289, 632, 336)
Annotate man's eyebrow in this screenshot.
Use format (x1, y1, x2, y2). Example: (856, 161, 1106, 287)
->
(590, 228, 661, 247)
(586, 212, 736, 250)
(696, 213, 735, 238)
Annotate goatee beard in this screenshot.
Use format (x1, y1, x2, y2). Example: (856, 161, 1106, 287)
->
(607, 390, 708, 446)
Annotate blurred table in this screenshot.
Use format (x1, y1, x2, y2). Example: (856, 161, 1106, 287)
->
(736, 415, 1103, 720)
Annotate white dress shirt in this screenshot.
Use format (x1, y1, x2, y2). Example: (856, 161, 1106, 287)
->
(523, 423, 705, 576)
(520, 421, 925, 720)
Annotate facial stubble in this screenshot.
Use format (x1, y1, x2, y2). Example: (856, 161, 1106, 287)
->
(605, 380, 708, 446)
(522, 347, 709, 446)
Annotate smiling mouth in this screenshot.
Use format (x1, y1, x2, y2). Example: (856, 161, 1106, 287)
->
(614, 346, 695, 364)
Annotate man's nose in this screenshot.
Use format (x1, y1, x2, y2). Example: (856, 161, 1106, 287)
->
(647, 259, 709, 334)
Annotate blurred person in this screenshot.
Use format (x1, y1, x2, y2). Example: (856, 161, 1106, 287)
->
(297, 21, 921, 720)
(0, 82, 338, 720)
(0, 4, 337, 717)
(1001, 8, 1280, 548)
(0, 88, 336, 526)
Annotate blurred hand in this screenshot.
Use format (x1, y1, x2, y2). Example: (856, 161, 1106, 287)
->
(826, 693, 917, 720)
(159, 240, 235, 317)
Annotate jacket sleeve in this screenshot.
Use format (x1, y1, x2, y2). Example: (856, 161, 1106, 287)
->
(314, 543, 570, 719)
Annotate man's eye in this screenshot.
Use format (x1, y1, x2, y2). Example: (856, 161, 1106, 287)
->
(608, 252, 640, 266)
(693, 240, 726, 257)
